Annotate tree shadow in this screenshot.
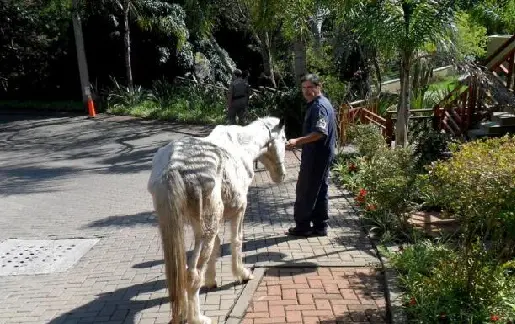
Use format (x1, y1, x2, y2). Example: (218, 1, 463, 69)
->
(47, 279, 168, 324)
(0, 113, 216, 195)
(82, 211, 157, 229)
(0, 165, 80, 196)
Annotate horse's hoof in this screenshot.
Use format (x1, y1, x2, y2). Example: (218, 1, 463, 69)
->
(199, 315, 212, 324)
(237, 268, 254, 284)
(205, 283, 218, 290)
(243, 268, 254, 281)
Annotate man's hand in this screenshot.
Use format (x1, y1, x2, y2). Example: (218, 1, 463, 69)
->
(286, 138, 297, 150)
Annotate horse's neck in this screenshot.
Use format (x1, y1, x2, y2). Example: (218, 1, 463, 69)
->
(206, 124, 269, 162)
(238, 126, 270, 161)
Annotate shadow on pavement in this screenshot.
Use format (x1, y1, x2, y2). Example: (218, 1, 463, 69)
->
(47, 280, 168, 324)
(82, 211, 156, 229)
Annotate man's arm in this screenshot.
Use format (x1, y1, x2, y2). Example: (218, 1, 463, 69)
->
(293, 132, 324, 145)
(286, 103, 329, 149)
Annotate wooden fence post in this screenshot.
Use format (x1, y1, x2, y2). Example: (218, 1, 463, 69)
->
(338, 104, 350, 146)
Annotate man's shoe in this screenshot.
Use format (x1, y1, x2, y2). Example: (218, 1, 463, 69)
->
(286, 226, 312, 236)
(312, 227, 328, 236)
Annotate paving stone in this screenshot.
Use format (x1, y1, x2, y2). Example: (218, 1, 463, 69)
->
(1, 115, 385, 324)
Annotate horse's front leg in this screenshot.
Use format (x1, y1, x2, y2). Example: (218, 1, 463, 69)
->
(231, 205, 253, 283)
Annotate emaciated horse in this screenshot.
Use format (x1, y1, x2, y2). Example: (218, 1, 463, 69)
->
(147, 116, 287, 324)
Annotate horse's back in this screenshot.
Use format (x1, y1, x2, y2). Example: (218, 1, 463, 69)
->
(148, 136, 227, 197)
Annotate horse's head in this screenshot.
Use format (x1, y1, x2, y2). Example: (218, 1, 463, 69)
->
(258, 117, 287, 183)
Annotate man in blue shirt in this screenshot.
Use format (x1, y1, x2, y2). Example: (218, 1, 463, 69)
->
(285, 73, 337, 236)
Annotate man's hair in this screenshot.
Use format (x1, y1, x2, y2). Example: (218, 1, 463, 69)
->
(300, 73, 321, 86)
(233, 69, 242, 77)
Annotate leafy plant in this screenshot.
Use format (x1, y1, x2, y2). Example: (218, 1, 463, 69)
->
(388, 240, 515, 323)
(428, 135, 515, 262)
(412, 129, 456, 172)
(345, 124, 387, 159)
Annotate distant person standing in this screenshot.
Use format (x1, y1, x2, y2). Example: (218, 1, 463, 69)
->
(227, 69, 250, 125)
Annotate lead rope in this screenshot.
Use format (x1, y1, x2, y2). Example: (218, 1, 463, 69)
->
(291, 147, 301, 162)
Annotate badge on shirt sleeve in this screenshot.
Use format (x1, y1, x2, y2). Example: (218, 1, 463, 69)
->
(316, 115, 327, 131)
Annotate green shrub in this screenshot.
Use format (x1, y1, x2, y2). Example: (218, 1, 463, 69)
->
(428, 135, 515, 261)
(355, 146, 419, 241)
(346, 124, 387, 159)
(387, 240, 515, 323)
(105, 78, 226, 124)
(412, 129, 456, 173)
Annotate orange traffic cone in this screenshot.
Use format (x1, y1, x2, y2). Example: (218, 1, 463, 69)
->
(87, 95, 96, 118)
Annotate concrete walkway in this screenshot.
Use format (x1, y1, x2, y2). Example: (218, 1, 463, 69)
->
(0, 113, 386, 324)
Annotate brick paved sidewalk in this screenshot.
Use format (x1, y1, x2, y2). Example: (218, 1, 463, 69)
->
(241, 267, 386, 324)
(0, 116, 387, 324)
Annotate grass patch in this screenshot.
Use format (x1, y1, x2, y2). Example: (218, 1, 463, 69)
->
(106, 99, 226, 125)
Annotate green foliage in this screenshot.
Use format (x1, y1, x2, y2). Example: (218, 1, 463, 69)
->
(428, 135, 515, 261)
(387, 240, 515, 323)
(343, 0, 460, 60)
(412, 129, 456, 172)
(346, 124, 386, 159)
(105, 78, 226, 124)
(467, 0, 515, 34)
(319, 75, 348, 109)
(0, 0, 72, 96)
(333, 124, 421, 241)
(136, 1, 189, 49)
(454, 10, 488, 60)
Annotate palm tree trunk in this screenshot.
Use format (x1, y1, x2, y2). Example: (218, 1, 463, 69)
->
(123, 0, 133, 90)
(293, 38, 306, 86)
(396, 51, 411, 147)
(71, 0, 91, 112)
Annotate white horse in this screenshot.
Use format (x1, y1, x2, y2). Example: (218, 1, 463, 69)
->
(147, 116, 287, 324)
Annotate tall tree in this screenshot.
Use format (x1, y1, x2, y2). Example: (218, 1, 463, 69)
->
(237, 0, 282, 87)
(339, 0, 460, 147)
(99, 0, 189, 90)
(71, 0, 91, 110)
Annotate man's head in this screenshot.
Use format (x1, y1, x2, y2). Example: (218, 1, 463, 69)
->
(233, 69, 242, 79)
(300, 73, 322, 102)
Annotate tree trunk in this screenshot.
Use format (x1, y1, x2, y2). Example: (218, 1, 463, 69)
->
(396, 51, 411, 147)
(293, 38, 307, 86)
(372, 49, 382, 95)
(258, 31, 276, 88)
(71, 0, 91, 112)
(123, 0, 133, 90)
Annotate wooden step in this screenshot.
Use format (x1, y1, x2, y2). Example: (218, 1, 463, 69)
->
(480, 120, 515, 135)
(492, 111, 515, 126)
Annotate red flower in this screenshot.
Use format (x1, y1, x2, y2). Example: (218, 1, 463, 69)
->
(490, 315, 499, 321)
(359, 188, 367, 196)
(409, 297, 416, 306)
(348, 162, 358, 172)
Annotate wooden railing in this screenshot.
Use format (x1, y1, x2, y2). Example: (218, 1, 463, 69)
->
(337, 100, 437, 146)
(433, 34, 515, 136)
(338, 99, 388, 145)
(338, 34, 515, 145)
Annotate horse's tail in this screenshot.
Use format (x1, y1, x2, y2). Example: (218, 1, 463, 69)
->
(154, 168, 187, 324)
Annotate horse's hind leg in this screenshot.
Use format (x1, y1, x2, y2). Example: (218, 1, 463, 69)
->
(205, 233, 220, 289)
(187, 223, 219, 324)
(231, 206, 254, 283)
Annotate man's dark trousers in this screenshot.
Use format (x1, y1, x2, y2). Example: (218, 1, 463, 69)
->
(293, 150, 332, 232)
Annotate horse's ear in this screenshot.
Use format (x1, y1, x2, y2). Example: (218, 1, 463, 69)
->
(279, 117, 285, 128)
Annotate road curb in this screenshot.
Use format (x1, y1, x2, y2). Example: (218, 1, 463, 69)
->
(225, 267, 266, 324)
